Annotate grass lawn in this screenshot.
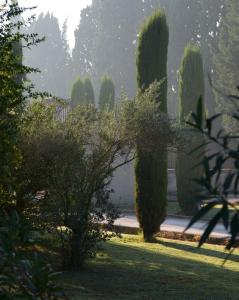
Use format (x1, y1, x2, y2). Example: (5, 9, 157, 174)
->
(61, 235, 239, 300)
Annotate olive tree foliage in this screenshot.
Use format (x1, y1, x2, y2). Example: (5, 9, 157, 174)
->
(185, 94, 239, 255)
(17, 82, 172, 269)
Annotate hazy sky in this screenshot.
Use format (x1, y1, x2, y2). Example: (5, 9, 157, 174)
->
(19, 0, 92, 48)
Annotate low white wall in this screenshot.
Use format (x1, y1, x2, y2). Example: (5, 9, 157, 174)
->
(110, 164, 177, 208)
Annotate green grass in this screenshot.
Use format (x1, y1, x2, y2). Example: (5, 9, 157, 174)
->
(60, 235, 239, 300)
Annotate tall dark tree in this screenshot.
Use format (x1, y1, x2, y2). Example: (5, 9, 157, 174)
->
(176, 44, 205, 216)
(24, 13, 70, 98)
(99, 76, 115, 110)
(135, 10, 169, 241)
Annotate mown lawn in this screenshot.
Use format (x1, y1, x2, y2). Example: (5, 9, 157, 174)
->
(60, 235, 239, 300)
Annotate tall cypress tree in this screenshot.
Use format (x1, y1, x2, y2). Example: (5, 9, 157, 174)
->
(84, 78, 95, 105)
(135, 10, 169, 241)
(176, 44, 205, 215)
(71, 76, 85, 108)
(99, 76, 115, 110)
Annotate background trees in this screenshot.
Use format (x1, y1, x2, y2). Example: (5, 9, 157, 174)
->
(135, 10, 169, 241)
(84, 78, 95, 105)
(24, 13, 71, 98)
(176, 45, 205, 215)
(99, 76, 115, 110)
(212, 0, 239, 131)
(71, 76, 85, 107)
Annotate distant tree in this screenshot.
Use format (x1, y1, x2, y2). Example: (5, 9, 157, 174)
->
(73, 0, 145, 98)
(84, 78, 95, 105)
(24, 13, 70, 98)
(72, 2, 100, 81)
(135, 10, 169, 241)
(176, 44, 205, 216)
(71, 76, 85, 108)
(212, 0, 239, 132)
(99, 76, 115, 110)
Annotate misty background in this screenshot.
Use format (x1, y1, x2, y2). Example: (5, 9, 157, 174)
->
(22, 0, 226, 119)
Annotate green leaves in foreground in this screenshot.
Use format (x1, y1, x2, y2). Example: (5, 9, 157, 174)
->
(186, 94, 239, 255)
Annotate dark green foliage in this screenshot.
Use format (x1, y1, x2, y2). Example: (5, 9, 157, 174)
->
(0, 211, 64, 299)
(186, 92, 239, 256)
(99, 76, 115, 110)
(71, 76, 86, 108)
(176, 45, 205, 216)
(0, 2, 45, 208)
(84, 77, 95, 105)
(135, 10, 169, 241)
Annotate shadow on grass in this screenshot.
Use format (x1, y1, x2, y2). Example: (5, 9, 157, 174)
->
(62, 240, 239, 300)
(157, 239, 239, 263)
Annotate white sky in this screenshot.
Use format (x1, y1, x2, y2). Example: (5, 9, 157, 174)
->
(18, 0, 92, 48)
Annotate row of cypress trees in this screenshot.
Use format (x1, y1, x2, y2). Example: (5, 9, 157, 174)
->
(71, 76, 115, 110)
(135, 10, 205, 240)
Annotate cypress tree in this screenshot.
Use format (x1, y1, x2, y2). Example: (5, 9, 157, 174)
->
(84, 78, 95, 105)
(135, 10, 169, 241)
(71, 76, 85, 108)
(99, 76, 115, 110)
(176, 44, 205, 216)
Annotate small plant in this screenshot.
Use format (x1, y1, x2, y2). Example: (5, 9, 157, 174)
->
(0, 211, 65, 300)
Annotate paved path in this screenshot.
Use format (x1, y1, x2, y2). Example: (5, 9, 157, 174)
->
(115, 214, 229, 238)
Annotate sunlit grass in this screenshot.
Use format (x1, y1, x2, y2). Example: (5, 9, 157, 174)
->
(61, 234, 239, 300)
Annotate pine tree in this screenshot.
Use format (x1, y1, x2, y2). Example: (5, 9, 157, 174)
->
(135, 10, 169, 241)
(212, 0, 239, 131)
(176, 44, 205, 216)
(71, 76, 85, 108)
(84, 78, 95, 105)
(99, 76, 115, 110)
